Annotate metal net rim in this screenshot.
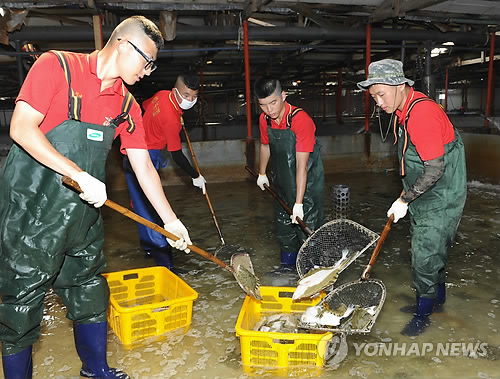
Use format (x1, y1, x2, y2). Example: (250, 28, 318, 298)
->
(298, 279, 386, 334)
(297, 219, 380, 278)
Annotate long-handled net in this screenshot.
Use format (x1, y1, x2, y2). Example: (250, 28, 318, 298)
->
(296, 219, 379, 279)
(299, 279, 386, 333)
(297, 216, 394, 333)
(62, 176, 262, 300)
(183, 121, 246, 259)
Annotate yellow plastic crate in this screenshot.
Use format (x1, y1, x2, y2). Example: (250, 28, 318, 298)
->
(235, 286, 333, 376)
(103, 266, 198, 347)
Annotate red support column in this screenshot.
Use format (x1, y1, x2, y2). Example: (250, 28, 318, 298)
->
(485, 31, 496, 128)
(365, 24, 372, 132)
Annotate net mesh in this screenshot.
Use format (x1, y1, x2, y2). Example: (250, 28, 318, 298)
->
(300, 279, 386, 334)
(297, 219, 380, 278)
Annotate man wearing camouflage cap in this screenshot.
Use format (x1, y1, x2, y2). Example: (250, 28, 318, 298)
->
(358, 59, 467, 336)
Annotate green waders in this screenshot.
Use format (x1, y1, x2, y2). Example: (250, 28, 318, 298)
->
(397, 108, 467, 300)
(0, 53, 133, 356)
(267, 112, 324, 256)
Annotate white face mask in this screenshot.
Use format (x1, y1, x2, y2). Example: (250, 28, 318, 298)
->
(174, 87, 197, 110)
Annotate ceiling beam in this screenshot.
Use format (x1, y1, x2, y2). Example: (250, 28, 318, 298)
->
(243, 0, 274, 19)
(287, 2, 336, 29)
(370, 0, 449, 23)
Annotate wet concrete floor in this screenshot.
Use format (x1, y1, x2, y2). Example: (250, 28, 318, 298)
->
(1, 171, 499, 379)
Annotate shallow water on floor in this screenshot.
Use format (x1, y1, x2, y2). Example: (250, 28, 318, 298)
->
(3, 172, 499, 379)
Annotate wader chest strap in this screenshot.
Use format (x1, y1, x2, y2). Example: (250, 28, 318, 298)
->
(265, 107, 304, 129)
(51, 50, 136, 133)
(51, 50, 82, 121)
(120, 91, 136, 133)
(396, 96, 433, 176)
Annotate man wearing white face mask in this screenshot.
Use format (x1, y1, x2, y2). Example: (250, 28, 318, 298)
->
(123, 73, 204, 270)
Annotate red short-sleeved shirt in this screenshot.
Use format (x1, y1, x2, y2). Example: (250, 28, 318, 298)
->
(16, 50, 146, 154)
(396, 88, 455, 161)
(142, 90, 183, 151)
(259, 102, 316, 152)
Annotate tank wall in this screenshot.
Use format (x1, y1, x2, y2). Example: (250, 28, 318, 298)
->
(105, 132, 499, 192)
(462, 133, 500, 183)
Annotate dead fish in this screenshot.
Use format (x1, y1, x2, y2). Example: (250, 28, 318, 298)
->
(301, 303, 356, 327)
(330, 302, 348, 316)
(234, 264, 262, 300)
(348, 306, 375, 330)
(293, 249, 351, 301)
(253, 313, 302, 333)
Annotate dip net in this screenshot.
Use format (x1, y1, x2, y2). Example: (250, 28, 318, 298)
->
(299, 279, 386, 334)
(296, 219, 379, 278)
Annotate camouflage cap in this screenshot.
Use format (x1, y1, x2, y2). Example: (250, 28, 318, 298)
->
(357, 59, 414, 90)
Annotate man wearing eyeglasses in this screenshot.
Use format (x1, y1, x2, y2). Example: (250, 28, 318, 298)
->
(0, 16, 191, 379)
(123, 73, 204, 270)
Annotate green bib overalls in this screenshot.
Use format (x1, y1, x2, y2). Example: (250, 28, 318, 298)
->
(397, 98, 467, 299)
(0, 51, 133, 355)
(267, 108, 324, 253)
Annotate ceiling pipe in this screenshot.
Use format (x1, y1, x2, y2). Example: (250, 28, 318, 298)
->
(9, 25, 493, 45)
(0, 43, 493, 58)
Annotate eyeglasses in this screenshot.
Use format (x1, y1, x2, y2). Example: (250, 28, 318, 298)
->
(127, 40, 157, 72)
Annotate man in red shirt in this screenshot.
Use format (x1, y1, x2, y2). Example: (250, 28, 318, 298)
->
(358, 59, 467, 336)
(0, 16, 191, 378)
(124, 73, 205, 269)
(254, 77, 324, 268)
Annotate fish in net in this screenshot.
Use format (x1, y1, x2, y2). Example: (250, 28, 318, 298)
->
(299, 279, 386, 333)
(297, 219, 380, 279)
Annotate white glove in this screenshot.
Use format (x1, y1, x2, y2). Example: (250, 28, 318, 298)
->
(164, 219, 192, 253)
(291, 203, 304, 224)
(71, 171, 107, 208)
(192, 175, 206, 195)
(387, 198, 408, 223)
(256, 174, 269, 191)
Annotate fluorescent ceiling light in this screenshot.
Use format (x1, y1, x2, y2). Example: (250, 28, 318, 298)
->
(431, 47, 448, 57)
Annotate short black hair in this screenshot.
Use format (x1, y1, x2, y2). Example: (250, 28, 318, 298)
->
(254, 77, 282, 99)
(178, 72, 200, 91)
(133, 15, 164, 50)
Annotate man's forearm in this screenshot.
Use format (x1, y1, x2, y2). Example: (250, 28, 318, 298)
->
(295, 152, 309, 204)
(171, 149, 198, 178)
(259, 144, 270, 175)
(401, 155, 445, 203)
